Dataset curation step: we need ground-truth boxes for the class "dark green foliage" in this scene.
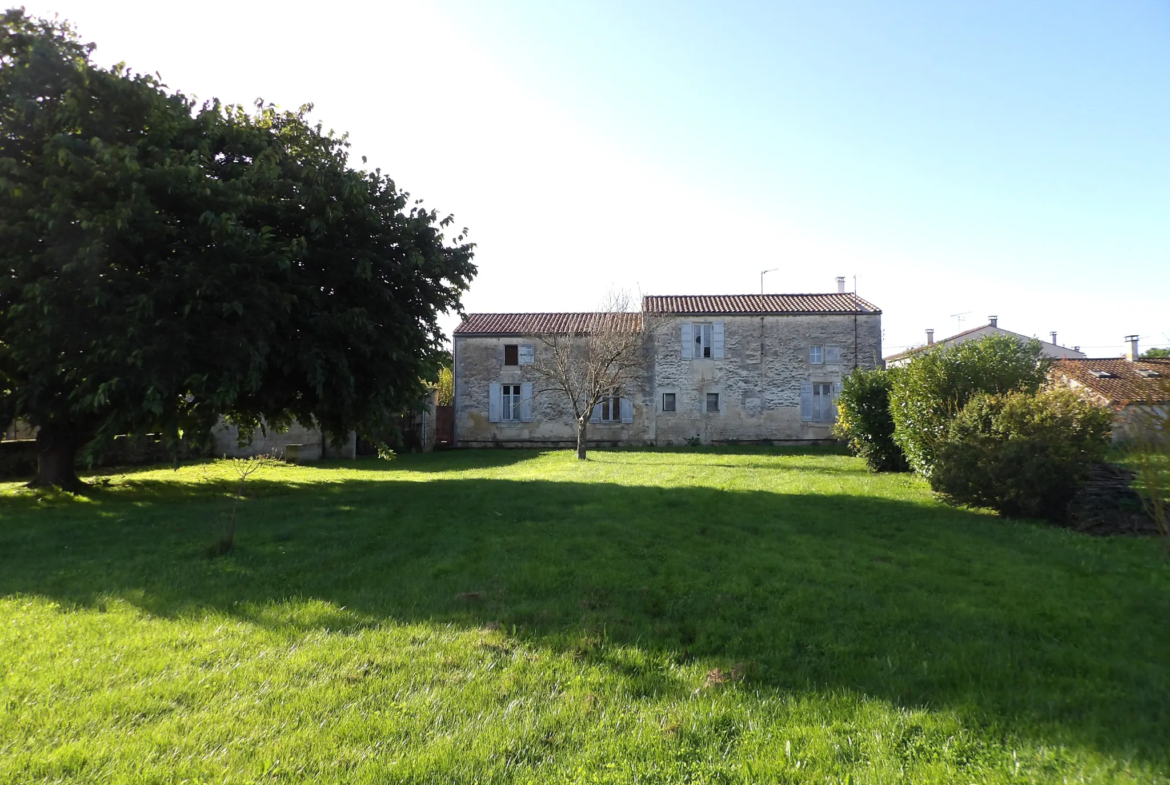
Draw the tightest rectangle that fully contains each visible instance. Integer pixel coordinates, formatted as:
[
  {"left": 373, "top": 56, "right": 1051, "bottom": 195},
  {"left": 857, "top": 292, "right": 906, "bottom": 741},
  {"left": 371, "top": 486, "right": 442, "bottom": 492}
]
[
  {"left": 833, "top": 367, "right": 908, "bottom": 472},
  {"left": 0, "top": 10, "right": 475, "bottom": 487},
  {"left": 930, "top": 389, "right": 1114, "bottom": 519},
  {"left": 890, "top": 335, "right": 1050, "bottom": 476},
  {"left": 1142, "top": 347, "right": 1170, "bottom": 359}
]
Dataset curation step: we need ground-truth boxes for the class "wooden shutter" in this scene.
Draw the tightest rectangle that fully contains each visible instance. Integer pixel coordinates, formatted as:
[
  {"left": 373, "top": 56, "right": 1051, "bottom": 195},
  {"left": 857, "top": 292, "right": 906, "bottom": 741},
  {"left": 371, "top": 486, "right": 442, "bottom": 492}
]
[
  {"left": 590, "top": 402, "right": 602, "bottom": 423},
  {"left": 620, "top": 398, "right": 634, "bottom": 423},
  {"left": 712, "top": 321, "right": 725, "bottom": 359},
  {"left": 520, "top": 382, "right": 534, "bottom": 422},
  {"left": 826, "top": 345, "right": 841, "bottom": 364},
  {"left": 800, "top": 382, "right": 813, "bottom": 421},
  {"left": 518, "top": 345, "right": 534, "bottom": 365},
  {"left": 681, "top": 322, "right": 693, "bottom": 359},
  {"left": 488, "top": 383, "right": 502, "bottom": 423}
]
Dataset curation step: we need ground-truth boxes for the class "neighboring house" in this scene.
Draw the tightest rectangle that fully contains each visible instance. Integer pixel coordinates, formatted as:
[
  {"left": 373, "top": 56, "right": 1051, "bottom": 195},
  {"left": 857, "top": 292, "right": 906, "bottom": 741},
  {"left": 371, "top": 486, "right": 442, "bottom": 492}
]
[
  {"left": 884, "top": 316, "right": 1086, "bottom": 367},
  {"left": 1049, "top": 336, "right": 1169, "bottom": 443},
  {"left": 452, "top": 285, "right": 882, "bottom": 447}
]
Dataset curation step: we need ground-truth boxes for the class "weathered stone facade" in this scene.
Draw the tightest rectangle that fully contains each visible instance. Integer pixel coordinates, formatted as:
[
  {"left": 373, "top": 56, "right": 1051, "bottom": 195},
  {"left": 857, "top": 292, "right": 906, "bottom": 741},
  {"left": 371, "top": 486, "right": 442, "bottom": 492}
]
[
  {"left": 211, "top": 418, "right": 357, "bottom": 460},
  {"left": 453, "top": 294, "right": 882, "bottom": 447}
]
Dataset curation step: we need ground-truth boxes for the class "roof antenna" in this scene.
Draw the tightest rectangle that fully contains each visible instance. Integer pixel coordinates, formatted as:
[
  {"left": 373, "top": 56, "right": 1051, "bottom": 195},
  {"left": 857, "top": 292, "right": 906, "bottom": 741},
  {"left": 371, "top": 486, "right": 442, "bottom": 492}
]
[
  {"left": 760, "top": 268, "right": 778, "bottom": 294},
  {"left": 950, "top": 311, "right": 971, "bottom": 332}
]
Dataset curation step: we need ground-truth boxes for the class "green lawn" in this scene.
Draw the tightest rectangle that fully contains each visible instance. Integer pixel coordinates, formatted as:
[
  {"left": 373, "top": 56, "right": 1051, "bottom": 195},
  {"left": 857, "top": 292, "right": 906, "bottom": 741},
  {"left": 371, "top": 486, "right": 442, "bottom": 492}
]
[{"left": 1, "top": 448, "right": 1167, "bottom": 784}]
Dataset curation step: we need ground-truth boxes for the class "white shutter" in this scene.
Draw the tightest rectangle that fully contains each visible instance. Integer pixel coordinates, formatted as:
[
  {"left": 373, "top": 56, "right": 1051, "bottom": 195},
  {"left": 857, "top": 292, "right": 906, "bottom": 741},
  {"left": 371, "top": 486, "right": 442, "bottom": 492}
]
[
  {"left": 826, "top": 345, "right": 841, "bottom": 364},
  {"left": 590, "top": 402, "right": 602, "bottom": 424},
  {"left": 518, "top": 345, "right": 534, "bottom": 365},
  {"left": 800, "top": 382, "right": 813, "bottom": 422},
  {"left": 712, "top": 321, "right": 725, "bottom": 359},
  {"left": 830, "top": 382, "right": 840, "bottom": 422},
  {"left": 620, "top": 398, "right": 634, "bottom": 424},
  {"left": 520, "top": 382, "right": 534, "bottom": 422},
  {"left": 681, "top": 322, "right": 693, "bottom": 360},
  {"left": 488, "top": 383, "right": 502, "bottom": 423}
]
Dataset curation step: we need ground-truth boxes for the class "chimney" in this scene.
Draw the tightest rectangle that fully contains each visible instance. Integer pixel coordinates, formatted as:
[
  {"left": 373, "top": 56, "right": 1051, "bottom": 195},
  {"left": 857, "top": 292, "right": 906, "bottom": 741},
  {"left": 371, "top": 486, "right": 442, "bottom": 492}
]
[
  {"left": 836, "top": 276, "right": 846, "bottom": 294},
  {"left": 1050, "top": 331, "right": 1057, "bottom": 346},
  {"left": 1125, "top": 334, "right": 1139, "bottom": 361},
  {"left": 988, "top": 315, "right": 998, "bottom": 328},
  {"left": 926, "top": 329, "right": 935, "bottom": 346}
]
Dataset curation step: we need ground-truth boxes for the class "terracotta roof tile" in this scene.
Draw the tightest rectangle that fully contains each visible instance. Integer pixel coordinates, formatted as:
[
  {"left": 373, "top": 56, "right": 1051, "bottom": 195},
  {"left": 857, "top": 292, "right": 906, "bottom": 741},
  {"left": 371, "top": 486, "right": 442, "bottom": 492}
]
[
  {"left": 642, "top": 293, "right": 880, "bottom": 315},
  {"left": 1050, "top": 358, "right": 1170, "bottom": 407},
  {"left": 454, "top": 312, "right": 642, "bottom": 336}
]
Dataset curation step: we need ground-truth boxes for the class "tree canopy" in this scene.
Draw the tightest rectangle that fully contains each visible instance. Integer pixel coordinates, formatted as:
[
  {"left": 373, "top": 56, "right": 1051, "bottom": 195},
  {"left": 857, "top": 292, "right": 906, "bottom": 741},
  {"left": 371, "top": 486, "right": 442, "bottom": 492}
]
[{"left": 0, "top": 10, "right": 476, "bottom": 488}]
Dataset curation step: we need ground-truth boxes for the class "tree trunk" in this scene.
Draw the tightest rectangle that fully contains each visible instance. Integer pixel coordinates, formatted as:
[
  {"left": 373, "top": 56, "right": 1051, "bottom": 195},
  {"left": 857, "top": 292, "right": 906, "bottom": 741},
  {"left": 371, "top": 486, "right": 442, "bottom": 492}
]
[
  {"left": 29, "top": 426, "right": 86, "bottom": 492},
  {"left": 577, "top": 417, "right": 588, "bottom": 460}
]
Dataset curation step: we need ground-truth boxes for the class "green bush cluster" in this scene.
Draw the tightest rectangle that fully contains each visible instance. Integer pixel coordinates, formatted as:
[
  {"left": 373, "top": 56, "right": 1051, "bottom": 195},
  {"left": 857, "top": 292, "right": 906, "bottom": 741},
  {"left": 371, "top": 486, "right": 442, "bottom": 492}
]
[
  {"left": 889, "top": 335, "right": 1050, "bottom": 477},
  {"left": 833, "top": 368, "right": 908, "bottom": 472},
  {"left": 930, "top": 389, "right": 1114, "bottom": 519}
]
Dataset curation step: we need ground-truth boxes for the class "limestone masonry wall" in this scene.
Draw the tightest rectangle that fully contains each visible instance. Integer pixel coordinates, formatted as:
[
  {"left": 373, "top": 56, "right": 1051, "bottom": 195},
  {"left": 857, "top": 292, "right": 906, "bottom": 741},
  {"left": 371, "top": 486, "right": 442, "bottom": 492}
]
[{"left": 454, "top": 312, "right": 881, "bottom": 446}]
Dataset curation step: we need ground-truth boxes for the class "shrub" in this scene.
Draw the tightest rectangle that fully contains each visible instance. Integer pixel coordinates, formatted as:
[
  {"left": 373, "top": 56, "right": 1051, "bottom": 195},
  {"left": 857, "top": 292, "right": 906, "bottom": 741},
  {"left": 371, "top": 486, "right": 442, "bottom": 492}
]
[
  {"left": 930, "top": 389, "right": 1114, "bottom": 520},
  {"left": 435, "top": 366, "right": 454, "bottom": 406},
  {"left": 890, "top": 334, "right": 1050, "bottom": 476},
  {"left": 833, "top": 367, "right": 908, "bottom": 472}
]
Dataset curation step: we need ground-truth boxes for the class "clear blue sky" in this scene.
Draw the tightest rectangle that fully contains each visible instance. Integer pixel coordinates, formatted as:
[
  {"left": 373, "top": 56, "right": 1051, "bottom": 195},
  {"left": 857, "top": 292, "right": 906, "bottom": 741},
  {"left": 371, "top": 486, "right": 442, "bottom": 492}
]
[{"left": 28, "top": 0, "right": 1170, "bottom": 355}]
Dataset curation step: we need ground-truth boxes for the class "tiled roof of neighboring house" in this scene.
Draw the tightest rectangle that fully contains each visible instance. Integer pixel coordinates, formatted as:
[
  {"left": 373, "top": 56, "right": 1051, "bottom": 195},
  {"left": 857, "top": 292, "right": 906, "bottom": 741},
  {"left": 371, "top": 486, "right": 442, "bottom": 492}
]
[
  {"left": 453, "top": 312, "right": 643, "bottom": 336},
  {"left": 884, "top": 324, "right": 1086, "bottom": 363},
  {"left": 641, "top": 293, "right": 880, "bottom": 316},
  {"left": 1050, "top": 358, "right": 1170, "bottom": 407}
]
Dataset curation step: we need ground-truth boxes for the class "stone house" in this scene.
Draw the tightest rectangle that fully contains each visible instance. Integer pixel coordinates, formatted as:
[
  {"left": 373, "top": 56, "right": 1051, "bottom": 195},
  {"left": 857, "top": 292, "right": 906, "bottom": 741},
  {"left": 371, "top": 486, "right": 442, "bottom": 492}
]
[
  {"left": 1049, "top": 336, "right": 1169, "bottom": 444},
  {"left": 452, "top": 287, "right": 882, "bottom": 447},
  {"left": 885, "top": 316, "right": 1086, "bottom": 367}
]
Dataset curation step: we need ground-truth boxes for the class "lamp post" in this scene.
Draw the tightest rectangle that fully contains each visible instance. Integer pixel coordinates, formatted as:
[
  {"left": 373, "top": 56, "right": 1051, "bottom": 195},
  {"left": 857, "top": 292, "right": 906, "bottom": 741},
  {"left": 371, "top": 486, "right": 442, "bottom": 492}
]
[{"left": 760, "top": 268, "right": 778, "bottom": 294}]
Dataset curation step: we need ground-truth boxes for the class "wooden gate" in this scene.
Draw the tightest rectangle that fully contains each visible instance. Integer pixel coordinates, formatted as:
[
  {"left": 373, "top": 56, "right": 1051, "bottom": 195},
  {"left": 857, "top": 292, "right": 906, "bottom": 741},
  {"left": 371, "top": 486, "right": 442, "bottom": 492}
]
[{"left": 434, "top": 405, "right": 454, "bottom": 449}]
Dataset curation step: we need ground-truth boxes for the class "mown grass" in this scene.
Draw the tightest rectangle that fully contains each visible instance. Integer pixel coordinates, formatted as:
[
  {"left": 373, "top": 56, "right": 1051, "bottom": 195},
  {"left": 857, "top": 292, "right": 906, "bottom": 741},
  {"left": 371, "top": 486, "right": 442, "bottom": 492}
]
[{"left": 1, "top": 448, "right": 1168, "bottom": 784}]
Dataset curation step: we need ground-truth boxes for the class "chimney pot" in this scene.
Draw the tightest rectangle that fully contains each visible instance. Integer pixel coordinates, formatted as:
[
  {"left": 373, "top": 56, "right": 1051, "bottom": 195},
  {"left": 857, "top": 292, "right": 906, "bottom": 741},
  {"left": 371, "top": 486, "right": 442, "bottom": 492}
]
[
  {"left": 926, "top": 329, "right": 935, "bottom": 346},
  {"left": 989, "top": 315, "right": 998, "bottom": 328},
  {"left": 1050, "top": 331, "right": 1058, "bottom": 345},
  {"left": 1125, "top": 334, "right": 1139, "bottom": 361},
  {"left": 836, "top": 276, "right": 846, "bottom": 294}
]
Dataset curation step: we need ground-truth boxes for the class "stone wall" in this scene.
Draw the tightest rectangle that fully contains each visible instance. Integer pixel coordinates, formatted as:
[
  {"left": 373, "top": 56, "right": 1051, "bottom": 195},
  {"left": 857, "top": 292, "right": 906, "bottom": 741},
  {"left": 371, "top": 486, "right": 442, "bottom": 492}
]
[
  {"left": 211, "top": 418, "right": 356, "bottom": 460},
  {"left": 647, "top": 314, "right": 881, "bottom": 444},
  {"left": 454, "top": 312, "right": 881, "bottom": 446}
]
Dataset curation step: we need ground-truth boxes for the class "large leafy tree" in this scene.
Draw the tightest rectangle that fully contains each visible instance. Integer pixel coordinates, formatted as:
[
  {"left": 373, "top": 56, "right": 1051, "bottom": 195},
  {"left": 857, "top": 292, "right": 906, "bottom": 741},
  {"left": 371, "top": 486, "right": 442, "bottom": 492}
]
[{"left": 0, "top": 10, "right": 475, "bottom": 489}]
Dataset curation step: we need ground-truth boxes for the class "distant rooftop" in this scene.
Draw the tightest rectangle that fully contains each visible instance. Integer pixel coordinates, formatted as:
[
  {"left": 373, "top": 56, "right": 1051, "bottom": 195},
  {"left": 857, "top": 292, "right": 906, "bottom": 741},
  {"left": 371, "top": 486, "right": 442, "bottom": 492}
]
[
  {"left": 642, "top": 293, "right": 880, "bottom": 316},
  {"left": 1051, "top": 358, "right": 1170, "bottom": 406}
]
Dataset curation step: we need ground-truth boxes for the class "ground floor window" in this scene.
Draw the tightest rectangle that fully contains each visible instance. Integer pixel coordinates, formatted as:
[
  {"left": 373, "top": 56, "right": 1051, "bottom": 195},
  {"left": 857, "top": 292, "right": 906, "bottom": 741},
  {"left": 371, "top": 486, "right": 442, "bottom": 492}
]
[
  {"left": 501, "top": 384, "right": 522, "bottom": 421},
  {"left": 600, "top": 393, "right": 621, "bottom": 423},
  {"left": 662, "top": 393, "right": 676, "bottom": 412},
  {"left": 706, "top": 393, "right": 720, "bottom": 413},
  {"left": 812, "top": 382, "right": 836, "bottom": 422}
]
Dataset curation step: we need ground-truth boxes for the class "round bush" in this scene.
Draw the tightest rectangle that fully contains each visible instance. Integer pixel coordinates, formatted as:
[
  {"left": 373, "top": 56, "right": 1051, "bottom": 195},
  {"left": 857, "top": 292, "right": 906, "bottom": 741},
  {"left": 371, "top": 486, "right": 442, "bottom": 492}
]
[
  {"left": 833, "top": 367, "right": 908, "bottom": 472},
  {"left": 930, "top": 389, "right": 1114, "bottom": 520}
]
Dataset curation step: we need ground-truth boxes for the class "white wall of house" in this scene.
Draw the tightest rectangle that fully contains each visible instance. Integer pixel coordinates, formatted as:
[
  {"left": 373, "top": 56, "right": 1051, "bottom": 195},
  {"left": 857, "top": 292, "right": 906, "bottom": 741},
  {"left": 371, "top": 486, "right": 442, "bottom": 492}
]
[{"left": 888, "top": 326, "right": 1085, "bottom": 367}]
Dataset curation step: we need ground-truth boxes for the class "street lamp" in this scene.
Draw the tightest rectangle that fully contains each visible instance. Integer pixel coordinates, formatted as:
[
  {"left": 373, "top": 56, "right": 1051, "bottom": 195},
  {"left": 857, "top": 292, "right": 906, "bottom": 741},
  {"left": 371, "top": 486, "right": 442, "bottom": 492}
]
[{"left": 760, "top": 268, "right": 778, "bottom": 294}]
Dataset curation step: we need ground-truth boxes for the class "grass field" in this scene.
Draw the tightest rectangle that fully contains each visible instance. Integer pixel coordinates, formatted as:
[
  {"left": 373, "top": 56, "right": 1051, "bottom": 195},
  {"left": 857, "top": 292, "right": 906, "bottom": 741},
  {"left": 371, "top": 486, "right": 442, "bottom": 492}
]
[{"left": 1, "top": 448, "right": 1168, "bottom": 784}]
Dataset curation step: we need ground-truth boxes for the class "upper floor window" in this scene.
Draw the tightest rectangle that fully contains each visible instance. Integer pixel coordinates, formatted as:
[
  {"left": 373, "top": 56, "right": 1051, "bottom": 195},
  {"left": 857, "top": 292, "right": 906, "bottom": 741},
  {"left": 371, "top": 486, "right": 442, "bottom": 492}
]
[
  {"left": 504, "top": 345, "right": 518, "bottom": 365},
  {"left": 695, "top": 324, "right": 714, "bottom": 358},
  {"left": 809, "top": 345, "right": 824, "bottom": 364}
]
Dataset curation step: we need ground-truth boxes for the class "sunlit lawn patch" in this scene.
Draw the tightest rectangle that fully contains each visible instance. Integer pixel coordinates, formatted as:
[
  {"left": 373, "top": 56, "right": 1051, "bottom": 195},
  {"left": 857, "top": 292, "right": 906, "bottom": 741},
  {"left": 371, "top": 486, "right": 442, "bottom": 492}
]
[{"left": 1, "top": 448, "right": 1167, "bottom": 783}]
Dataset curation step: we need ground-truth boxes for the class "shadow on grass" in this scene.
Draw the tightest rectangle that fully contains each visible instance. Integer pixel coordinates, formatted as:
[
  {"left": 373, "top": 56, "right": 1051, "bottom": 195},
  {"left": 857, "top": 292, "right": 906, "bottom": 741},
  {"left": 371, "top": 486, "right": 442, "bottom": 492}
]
[{"left": 1, "top": 466, "right": 1168, "bottom": 770}]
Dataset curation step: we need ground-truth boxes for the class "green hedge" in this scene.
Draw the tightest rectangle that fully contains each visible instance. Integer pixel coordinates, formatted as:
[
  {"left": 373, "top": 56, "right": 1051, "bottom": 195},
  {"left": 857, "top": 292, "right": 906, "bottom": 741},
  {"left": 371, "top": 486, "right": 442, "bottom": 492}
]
[
  {"left": 833, "top": 367, "right": 908, "bottom": 472},
  {"left": 930, "top": 389, "right": 1113, "bottom": 519}
]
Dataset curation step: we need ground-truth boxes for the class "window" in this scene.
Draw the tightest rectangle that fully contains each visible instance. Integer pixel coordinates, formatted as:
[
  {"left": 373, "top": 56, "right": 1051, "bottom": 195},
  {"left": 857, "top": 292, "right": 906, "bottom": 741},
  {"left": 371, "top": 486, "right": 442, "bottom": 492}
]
[
  {"left": 812, "top": 383, "right": 835, "bottom": 422},
  {"left": 504, "top": 345, "right": 518, "bottom": 366},
  {"left": 809, "top": 345, "right": 824, "bottom": 364},
  {"left": 600, "top": 392, "right": 621, "bottom": 423},
  {"left": 501, "top": 384, "right": 522, "bottom": 421},
  {"left": 695, "top": 323, "right": 714, "bottom": 358},
  {"left": 706, "top": 393, "right": 720, "bottom": 413},
  {"left": 662, "top": 393, "right": 676, "bottom": 412}
]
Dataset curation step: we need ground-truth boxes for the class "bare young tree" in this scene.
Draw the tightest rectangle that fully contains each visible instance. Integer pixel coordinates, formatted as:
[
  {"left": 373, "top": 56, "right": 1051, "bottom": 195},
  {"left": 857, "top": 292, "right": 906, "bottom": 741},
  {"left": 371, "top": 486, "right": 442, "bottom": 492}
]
[{"left": 532, "top": 291, "right": 648, "bottom": 460}]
